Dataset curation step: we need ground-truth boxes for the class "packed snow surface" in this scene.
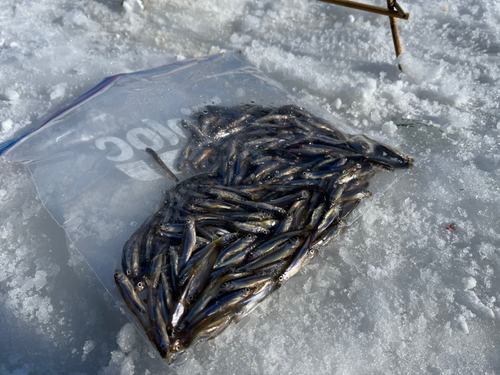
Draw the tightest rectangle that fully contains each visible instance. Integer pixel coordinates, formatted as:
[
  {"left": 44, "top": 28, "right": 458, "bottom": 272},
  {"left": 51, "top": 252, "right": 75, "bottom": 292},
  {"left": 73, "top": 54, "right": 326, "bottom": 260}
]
[{"left": 1, "top": 0, "right": 500, "bottom": 374}]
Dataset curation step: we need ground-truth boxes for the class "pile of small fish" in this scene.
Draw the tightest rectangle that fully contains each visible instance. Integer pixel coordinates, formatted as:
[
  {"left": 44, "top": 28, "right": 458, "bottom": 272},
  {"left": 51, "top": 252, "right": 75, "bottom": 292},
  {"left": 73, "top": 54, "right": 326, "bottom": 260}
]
[{"left": 114, "top": 104, "right": 413, "bottom": 363}]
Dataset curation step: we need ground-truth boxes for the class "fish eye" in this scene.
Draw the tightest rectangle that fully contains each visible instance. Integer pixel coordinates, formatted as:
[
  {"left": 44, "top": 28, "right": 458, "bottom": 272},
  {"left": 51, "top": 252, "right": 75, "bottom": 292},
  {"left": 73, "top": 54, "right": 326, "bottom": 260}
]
[
  {"left": 174, "top": 325, "right": 183, "bottom": 332},
  {"left": 125, "top": 270, "right": 131, "bottom": 276},
  {"left": 188, "top": 294, "right": 194, "bottom": 301}
]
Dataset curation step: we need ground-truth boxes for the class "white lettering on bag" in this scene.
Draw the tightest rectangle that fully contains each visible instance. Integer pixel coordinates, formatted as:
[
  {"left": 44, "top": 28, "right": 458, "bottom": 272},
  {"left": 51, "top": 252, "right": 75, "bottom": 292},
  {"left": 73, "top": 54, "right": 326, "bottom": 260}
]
[
  {"left": 142, "top": 119, "right": 184, "bottom": 146},
  {"left": 95, "top": 136, "right": 134, "bottom": 162},
  {"left": 116, "top": 160, "right": 162, "bottom": 181},
  {"left": 117, "top": 150, "right": 180, "bottom": 181},
  {"left": 126, "top": 127, "right": 164, "bottom": 151},
  {"left": 94, "top": 119, "right": 188, "bottom": 181},
  {"left": 166, "top": 119, "right": 187, "bottom": 139}
]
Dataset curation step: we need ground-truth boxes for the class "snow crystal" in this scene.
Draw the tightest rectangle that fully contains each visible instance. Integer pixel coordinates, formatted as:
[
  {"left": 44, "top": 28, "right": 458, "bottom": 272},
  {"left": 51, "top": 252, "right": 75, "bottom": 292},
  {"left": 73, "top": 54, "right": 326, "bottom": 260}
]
[
  {"left": 49, "top": 84, "right": 66, "bottom": 101},
  {"left": 464, "top": 277, "right": 477, "bottom": 290},
  {"left": 381, "top": 121, "right": 397, "bottom": 134},
  {"left": 4, "top": 88, "right": 19, "bottom": 101},
  {"left": 398, "top": 52, "right": 442, "bottom": 84},
  {"left": 123, "top": 0, "right": 144, "bottom": 13},
  {"left": 241, "top": 15, "right": 261, "bottom": 32},
  {"left": 116, "top": 323, "right": 137, "bottom": 354},
  {"left": 333, "top": 98, "right": 342, "bottom": 109},
  {"left": 63, "top": 10, "right": 101, "bottom": 32},
  {"left": 230, "top": 33, "right": 252, "bottom": 45},
  {"left": 1, "top": 119, "right": 13, "bottom": 132},
  {"left": 82, "top": 340, "right": 96, "bottom": 361},
  {"left": 456, "top": 315, "right": 469, "bottom": 334},
  {"left": 209, "top": 46, "right": 221, "bottom": 55}
]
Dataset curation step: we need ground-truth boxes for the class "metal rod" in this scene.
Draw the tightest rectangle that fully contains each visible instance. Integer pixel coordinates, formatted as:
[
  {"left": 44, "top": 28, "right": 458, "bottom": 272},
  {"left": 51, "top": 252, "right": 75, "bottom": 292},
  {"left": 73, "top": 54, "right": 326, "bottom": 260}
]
[{"left": 318, "top": 0, "right": 410, "bottom": 20}]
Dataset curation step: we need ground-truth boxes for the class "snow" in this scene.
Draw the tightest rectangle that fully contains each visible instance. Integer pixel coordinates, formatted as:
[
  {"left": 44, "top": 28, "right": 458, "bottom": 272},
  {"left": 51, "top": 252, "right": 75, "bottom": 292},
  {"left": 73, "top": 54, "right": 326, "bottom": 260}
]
[
  {"left": 381, "top": 121, "right": 397, "bottom": 134},
  {"left": 1, "top": 0, "right": 500, "bottom": 374}
]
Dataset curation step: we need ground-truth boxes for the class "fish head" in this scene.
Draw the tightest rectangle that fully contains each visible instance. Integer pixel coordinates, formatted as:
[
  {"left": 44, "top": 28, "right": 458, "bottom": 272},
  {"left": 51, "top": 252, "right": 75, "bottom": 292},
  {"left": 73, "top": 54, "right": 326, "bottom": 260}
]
[
  {"left": 277, "top": 272, "right": 289, "bottom": 285},
  {"left": 187, "top": 292, "right": 197, "bottom": 304},
  {"left": 185, "top": 216, "right": 196, "bottom": 228},
  {"left": 133, "top": 280, "right": 145, "bottom": 292},
  {"left": 244, "top": 233, "right": 257, "bottom": 242},
  {"left": 114, "top": 269, "right": 127, "bottom": 283}
]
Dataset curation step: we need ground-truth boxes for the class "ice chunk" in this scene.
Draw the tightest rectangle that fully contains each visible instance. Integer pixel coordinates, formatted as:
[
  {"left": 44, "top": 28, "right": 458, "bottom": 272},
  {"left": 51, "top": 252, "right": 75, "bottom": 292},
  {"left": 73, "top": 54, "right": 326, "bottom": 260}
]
[
  {"left": 230, "top": 33, "right": 252, "bottom": 45},
  {"left": 209, "top": 46, "right": 221, "bottom": 55},
  {"left": 4, "top": 87, "right": 19, "bottom": 101},
  {"left": 456, "top": 315, "right": 469, "bottom": 334},
  {"left": 241, "top": 15, "right": 261, "bottom": 32},
  {"left": 82, "top": 340, "right": 96, "bottom": 361},
  {"left": 381, "top": 121, "right": 397, "bottom": 134},
  {"left": 63, "top": 10, "right": 101, "bottom": 31},
  {"left": 116, "top": 323, "right": 137, "bottom": 354},
  {"left": 463, "top": 277, "right": 476, "bottom": 290},
  {"left": 123, "top": 0, "right": 144, "bottom": 13},
  {"left": 1, "top": 118, "right": 13, "bottom": 132},
  {"left": 333, "top": 98, "right": 342, "bottom": 109},
  {"left": 49, "top": 84, "right": 66, "bottom": 101},
  {"left": 398, "top": 52, "right": 442, "bottom": 83}
]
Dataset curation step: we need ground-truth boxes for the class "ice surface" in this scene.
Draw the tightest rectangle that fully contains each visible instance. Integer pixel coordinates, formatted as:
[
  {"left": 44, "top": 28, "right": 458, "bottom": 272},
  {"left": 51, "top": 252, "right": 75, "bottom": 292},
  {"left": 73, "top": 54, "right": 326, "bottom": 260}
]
[{"left": 1, "top": 0, "right": 500, "bottom": 374}]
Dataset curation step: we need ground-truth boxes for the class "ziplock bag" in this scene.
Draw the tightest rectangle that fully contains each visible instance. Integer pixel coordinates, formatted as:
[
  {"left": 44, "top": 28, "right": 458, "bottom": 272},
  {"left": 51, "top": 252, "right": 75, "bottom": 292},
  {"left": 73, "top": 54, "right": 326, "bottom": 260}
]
[{"left": 0, "top": 52, "right": 412, "bottom": 363}]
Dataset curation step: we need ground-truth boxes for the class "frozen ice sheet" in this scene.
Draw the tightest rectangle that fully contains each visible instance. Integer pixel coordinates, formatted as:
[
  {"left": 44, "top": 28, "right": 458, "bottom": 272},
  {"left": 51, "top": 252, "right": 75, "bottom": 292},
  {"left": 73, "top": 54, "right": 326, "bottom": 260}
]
[{"left": 1, "top": 0, "right": 500, "bottom": 374}]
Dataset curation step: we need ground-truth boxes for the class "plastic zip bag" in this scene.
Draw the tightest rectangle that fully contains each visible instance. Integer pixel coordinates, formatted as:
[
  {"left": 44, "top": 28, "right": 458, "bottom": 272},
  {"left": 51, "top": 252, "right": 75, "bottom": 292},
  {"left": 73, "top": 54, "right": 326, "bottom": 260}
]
[{"left": 1, "top": 52, "right": 412, "bottom": 364}]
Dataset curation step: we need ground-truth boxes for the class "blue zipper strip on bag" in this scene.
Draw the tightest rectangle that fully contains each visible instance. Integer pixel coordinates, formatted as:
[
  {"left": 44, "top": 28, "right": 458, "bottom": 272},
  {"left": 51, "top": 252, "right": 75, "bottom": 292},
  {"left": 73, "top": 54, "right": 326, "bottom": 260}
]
[
  {"left": 0, "top": 75, "right": 121, "bottom": 155},
  {"left": 0, "top": 54, "right": 223, "bottom": 156}
]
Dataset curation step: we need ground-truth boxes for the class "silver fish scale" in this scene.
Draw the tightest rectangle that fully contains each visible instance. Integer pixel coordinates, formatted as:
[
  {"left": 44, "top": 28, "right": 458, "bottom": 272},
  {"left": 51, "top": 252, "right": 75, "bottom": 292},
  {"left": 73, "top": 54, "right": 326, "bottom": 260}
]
[{"left": 116, "top": 104, "right": 413, "bottom": 363}]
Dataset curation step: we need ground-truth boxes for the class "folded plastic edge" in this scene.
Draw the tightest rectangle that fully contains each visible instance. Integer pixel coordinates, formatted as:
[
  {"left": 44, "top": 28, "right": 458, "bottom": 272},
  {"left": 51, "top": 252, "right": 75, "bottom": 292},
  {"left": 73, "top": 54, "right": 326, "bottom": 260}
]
[{"left": 0, "top": 53, "right": 225, "bottom": 156}]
